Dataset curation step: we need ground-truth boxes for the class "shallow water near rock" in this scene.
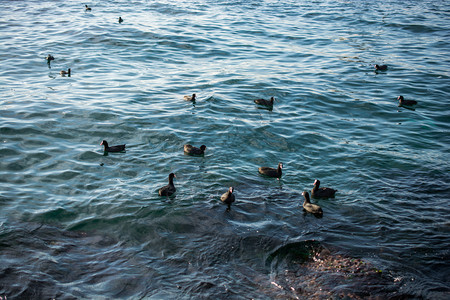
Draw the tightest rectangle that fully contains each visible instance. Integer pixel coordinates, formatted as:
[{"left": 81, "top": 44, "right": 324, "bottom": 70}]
[{"left": 1, "top": 0, "right": 449, "bottom": 299}]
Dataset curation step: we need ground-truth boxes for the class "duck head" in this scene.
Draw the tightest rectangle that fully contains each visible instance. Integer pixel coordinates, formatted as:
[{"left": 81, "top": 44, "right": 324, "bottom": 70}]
[{"left": 302, "top": 191, "right": 310, "bottom": 202}]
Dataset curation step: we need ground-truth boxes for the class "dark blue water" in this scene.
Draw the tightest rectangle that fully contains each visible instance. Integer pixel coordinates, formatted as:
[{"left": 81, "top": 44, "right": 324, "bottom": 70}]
[{"left": 1, "top": 0, "right": 449, "bottom": 298}]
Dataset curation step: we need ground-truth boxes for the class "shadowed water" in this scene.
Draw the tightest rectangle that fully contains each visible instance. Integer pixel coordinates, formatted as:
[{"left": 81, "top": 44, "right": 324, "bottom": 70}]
[{"left": 1, "top": 0, "right": 449, "bottom": 299}]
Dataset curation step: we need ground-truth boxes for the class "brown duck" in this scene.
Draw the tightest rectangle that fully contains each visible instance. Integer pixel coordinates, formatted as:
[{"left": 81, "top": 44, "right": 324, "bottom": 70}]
[
  {"left": 221, "top": 187, "right": 235, "bottom": 210},
  {"left": 302, "top": 191, "right": 323, "bottom": 216},
  {"left": 259, "top": 162, "right": 283, "bottom": 179},
  {"left": 184, "top": 94, "right": 196, "bottom": 102},
  {"left": 60, "top": 68, "right": 71, "bottom": 77},
  {"left": 158, "top": 173, "right": 176, "bottom": 196}
]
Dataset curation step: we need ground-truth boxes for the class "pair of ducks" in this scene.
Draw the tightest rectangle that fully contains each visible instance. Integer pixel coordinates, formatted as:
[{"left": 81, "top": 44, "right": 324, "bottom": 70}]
[
  {"left": 85, "top": 4, "right": 122, "bottom": 24},
  {"left": 158, "top": 144, "right": 206, "bottom": 197},
  {"left": 302, "top": 179, "right": 337, "bottom": 216},
  {"left": 184, "top": 93, "right": 275, "bottom": 109},
  {"left": 157, "top": 174, "right": 235, "bottom": 211},
  {"left": 374, "top": 65, "right": 419, "bottom": 108},
  {"left": 45, "top": 54, "right": 71, "bottom": 76},
  {"left": 99, "top": 141, "right": 207, "bottom": 155}
]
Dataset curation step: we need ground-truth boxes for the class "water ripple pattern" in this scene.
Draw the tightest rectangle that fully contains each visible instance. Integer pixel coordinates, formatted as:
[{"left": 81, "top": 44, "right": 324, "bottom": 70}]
[{"left": 1, "top": 0, "right": 449, "bottom": 299}]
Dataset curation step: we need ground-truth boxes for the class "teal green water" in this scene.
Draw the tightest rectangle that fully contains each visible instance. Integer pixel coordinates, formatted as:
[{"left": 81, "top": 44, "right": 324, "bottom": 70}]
[{"left": 1, "top": 0, "right": 449, "bottom": 298}]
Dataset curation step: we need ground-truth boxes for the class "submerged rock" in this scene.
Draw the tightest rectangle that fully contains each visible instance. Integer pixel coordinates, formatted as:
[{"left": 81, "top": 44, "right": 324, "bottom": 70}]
[{"left": 265, "top": 240, "right": 400, "bottom": 299}]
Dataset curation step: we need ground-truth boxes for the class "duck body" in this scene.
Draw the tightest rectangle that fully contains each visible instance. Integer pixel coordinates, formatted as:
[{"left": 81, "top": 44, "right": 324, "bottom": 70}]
[
  {"left": 311, "top": 179, "right": 336, "bottom": 198},
  {"left": 100, "top": 140, "right": 126, "bottom": 152},
  {"left": 85, "top": 4, "right": 91, "bottom": 11},
  {"left": 259, "top": 162, "right": 283, "bottom": 178},
  {"left": 375, "top": 64, "right": 388, "bottom": 71},
  {"left": 254, "top": 97, "right": 274, "bottom": 107},
  {"left": 221, "top": 187, "right": 235, "bottom": 210},
  {"left": 302, "top": 191, "right": 323, "bottom": 216},
  {"left": 60, "top": 68, "right": 71, "bottom": 77},
  {"left": 119, "top": 17, "right": 123, "bottom": 23},
  {"left": 184, "top": 94, "right": 196, "bottom": 102},
  {"left": 398, "top": 95, "right": 417, "bottom": 107},
  {"left": 184, "top": 144, "right": 206, "bottom": 156},
  {"left": 159, "top": 173, "right": 176, "bottom": 196},
  {"left": 46, "top": 54, "right": 54, "bottom": 62}
]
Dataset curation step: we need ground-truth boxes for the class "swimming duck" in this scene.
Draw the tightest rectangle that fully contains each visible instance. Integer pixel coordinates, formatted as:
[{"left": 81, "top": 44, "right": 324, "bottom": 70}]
[
  {"left": 254, "top": 96, "right": 274, "bottom": 107},
  {"left": 184, "top": 144, "right": 206, "bottom": 156},
  {"left": 302, "top": 191, "right": 323, "bottom": 216},
  {"left": 100, "top": 140, "right": 126, "bottom": 152},
  {"left": 184, "top": 94, "right": 196, "bottom": 102},
  {"left": 311, "top": 179, "right": 337, "bottom": 198},
  {"left": 45, "top": 54, "right": 54, "bottom": 62},
  {"left": 85, "top": 5, "right": 91, "bottom": 11},
  {"left": 118, "top": 17, "right": 123, "bottom": 23},
  {"left": 259, "top": 162, "right": 283, "bottom": 179},
  {"left": 221, "top": 187, "right": 235, "bottom": 210},
  {"left": 60, "top": 68, "right": 71, "bottom": 77},
  {"left": 158, "top": 173, "right": 176, "bottom": 196},
  {"left": 375, "top": 64, "right": 388, "bottom": 71},
  {"left": 398, "top": 95, "right": 417, "bottom": 107}
]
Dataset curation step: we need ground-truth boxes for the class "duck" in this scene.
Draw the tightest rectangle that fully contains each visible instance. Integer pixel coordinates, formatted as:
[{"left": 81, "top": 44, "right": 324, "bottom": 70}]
[
  {"left": 302, "top": 191, "right": 323, "bottom": 216},
  {"left": 184, "top": 144, "right": 206, "bottom": 156},
  {"left": 254, "top": 96, "right": 274, "bottom": 107},
  {"left": 311, "top": 179, "right": 337, "bottom": 198},
  {"left": 375, "top": 64, "right": 388, "bottom": 71},
  {"left": 118, "top": 17, "right": 123, "bottom": 23},
  {"left": 158, "top": 173, "right": 176, "bottom": 196},
  {"left": 184, "top": 94, "right": 196, "bottom": 102},
  {"left": 60, "top": 68, "right": 71, "bottom": 77},
  {"left": 85, "top": 4, "right": 91, "bottom": 11},
  {"left": 398, "top": 95, "right": 417, "bottom": 107},
  {"left": 258, "top": 162, "right": 283, "bottom": 179},
  {"left": 45, "top": 54, "right": 54, "bottom": 62},
  {"left": 221, "top": 187, "right": 235, "bottom": 210},
  {"left": 100, "top": 140, "right": 126, "bottom": 152}
]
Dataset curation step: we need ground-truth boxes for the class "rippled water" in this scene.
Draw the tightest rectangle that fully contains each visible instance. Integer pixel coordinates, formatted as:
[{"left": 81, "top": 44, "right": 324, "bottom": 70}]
[{"left": 1, "top": 0, "right": 449, "bottom": 299}]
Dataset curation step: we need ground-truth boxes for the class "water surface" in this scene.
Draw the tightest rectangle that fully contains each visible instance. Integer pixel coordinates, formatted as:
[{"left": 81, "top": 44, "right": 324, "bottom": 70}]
[{"left": 1, "top": 0, "right": 449, "bottom": 299}]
